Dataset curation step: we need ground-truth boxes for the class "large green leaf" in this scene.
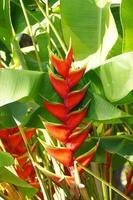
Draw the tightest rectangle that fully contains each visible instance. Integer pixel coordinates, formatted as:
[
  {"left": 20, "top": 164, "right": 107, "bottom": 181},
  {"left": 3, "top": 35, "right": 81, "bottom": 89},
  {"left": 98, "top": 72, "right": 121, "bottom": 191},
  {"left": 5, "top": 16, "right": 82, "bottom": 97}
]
[
  {"left": 0, "top": 69, "right": 43, "bottom": 106},
  {"left": 0, "top": 101, "right": 39, "bottom": 128},
  {"left": 98, "top": 135, "right": 133, "bottom": 161},
  {"left": 99, "top": 52, "right": 133, "bottom": 102},
  {"left": 121, "top": 0, "right": 133, "bottom": 52},
  {"left": 0, "top": 167, "right": 37, "bottom": 197},
  {"left": 61, "top": 0, "right": 118, "bottom": 67},
  {"left": 81, "top": 135, "right": 133, "bottom": 162},
  {"left": 0, "top": 0, "right": 13, "bottom": 50},
  {"left": 88, "top": 93, "right": 130, "bottom": 123},
  {"left": 0, "top": 152, "right": 14, "bottom": 167}
]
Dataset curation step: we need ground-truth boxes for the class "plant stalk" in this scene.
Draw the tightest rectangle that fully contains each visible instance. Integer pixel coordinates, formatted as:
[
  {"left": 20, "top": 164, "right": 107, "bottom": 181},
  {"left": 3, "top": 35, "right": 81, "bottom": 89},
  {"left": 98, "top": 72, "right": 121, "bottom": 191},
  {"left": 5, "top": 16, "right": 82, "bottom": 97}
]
[
  {"left": 35, "top": 0, "right": 67, "bottom": 54},
  {"left": 18, "top": 124, "right": 49, "bottom": 200},
  {"left": 78, "top": 164, "right": 131, "bottom": 200},
  {"left": 19, "top": 0, "right": 43, "bottom": 71}
]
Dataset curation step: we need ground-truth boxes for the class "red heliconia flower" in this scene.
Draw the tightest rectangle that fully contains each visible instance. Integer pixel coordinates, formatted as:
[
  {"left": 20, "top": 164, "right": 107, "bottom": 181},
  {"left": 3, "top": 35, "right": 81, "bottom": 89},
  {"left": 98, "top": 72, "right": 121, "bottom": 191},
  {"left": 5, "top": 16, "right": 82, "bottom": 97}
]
[
  {"left": 44, "top": 144, "right": 74, "bottom": 167},
  {"left": 44, "top": 101, "right": 67, "bottom": 122},
  {"left": 0, "top": 127, "right": 19, "bottom": 140},
  {"left": 0, "top": 128, "right": 36, "bottom": 156},
  {"left": 42, "top": 47, "right": 97, "bottom": 187},
  {"left": 125, "top": 183, "right": 133, "bottom": 196},
  {"left": 76, "top": 143, "right": 98, "bottom": 173},
  {"left": 65, "top": 84, "right": 88, "bottom": 110},
  {"left": 50, "top": 48, "right": 73, "bottom": 78},
  {"left": 66, "top": 126, "right": 90, "bottom": 152},
  {"left": 66, "top": 105, "right": 88, "bottom": 130},
  {"left": 0, "top": 127, "right": 38, "bottom": 189},
  {"left": 49, "top": 71, "right": 69, "bottom": 99},
  {"left": 44, "top": 122, "right": 70, "bottom": 142},
  {"left": 16, "top": 162, "right": 35, "bottom": 180},
  {"left": 68, "top": 66, "right": 86, "bottom": 88},
  {"left": 125, "top": 169, "right": 133, "bottom": 196},
  {"left": 105, "top": 151, "right": 111, "bottom": 182}
]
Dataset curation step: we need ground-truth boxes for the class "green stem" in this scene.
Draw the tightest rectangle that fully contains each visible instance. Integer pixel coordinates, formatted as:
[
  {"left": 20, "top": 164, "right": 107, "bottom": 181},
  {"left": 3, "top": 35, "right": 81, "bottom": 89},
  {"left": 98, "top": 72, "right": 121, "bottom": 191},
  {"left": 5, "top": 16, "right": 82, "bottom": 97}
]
[
  {"left": 90, "top": 163, "right": 103, "bottom": 200},
  {"left": 35, "top": 0, "right": 67, "bottom": 54},
  {"left": 74, "top": 161, "right": 90, "bottom": 200},
  {"left": 19, "top": 0, "right": 43, "bottom": 71},
  {"left": 78, "top": 164, "right": 131, "bottom": 200},
  {"left": 11, "top": 0, "right": 41, "bottom": 23},
  {"left": 39, "top": 129, "right": 65, "bottom": 200},
  {"left": 102, "top": 182, "right": 108, "bottom": 200},
  {"left": 124, "top": 122, "right": 133, "bottom": 134},
  {"left": 50, "top": 38, "right": 62, "bottom": 57},
  {"left": 45, "top": 0, "right": 50, "bottom": 44}
]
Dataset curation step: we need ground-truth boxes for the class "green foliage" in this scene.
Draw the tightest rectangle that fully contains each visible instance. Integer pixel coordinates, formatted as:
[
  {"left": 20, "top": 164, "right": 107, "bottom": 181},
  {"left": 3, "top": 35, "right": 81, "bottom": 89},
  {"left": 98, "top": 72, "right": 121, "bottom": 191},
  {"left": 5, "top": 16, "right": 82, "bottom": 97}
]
[
  {"left": 0, "top": 152, "right": 14, "bottom": 167},
  {"left": 0, "top": 69, "right": 43, "bottom": 106},
  {"left": 0, "top": 167, "right": 37, "bottom": 197},
  {"left": 0, "top": 0, "right": 13, "bottom": 50},
  {"left": 121, "top": 0, "right": 133, "bottom": 52},
  {"left": 0, "top": 0, "right": 133, "bottom": 199},
  {"left": 61, "top": 0, "right": 118, "bottom": 66}
]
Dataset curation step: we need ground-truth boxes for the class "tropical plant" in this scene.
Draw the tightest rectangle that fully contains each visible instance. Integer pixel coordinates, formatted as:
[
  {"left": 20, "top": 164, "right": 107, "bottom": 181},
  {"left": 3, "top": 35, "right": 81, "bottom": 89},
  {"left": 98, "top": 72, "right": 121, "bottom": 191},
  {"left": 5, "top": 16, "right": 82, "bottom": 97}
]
[{"left": 0, "top": 0, "right": 133, "bottom": 199}]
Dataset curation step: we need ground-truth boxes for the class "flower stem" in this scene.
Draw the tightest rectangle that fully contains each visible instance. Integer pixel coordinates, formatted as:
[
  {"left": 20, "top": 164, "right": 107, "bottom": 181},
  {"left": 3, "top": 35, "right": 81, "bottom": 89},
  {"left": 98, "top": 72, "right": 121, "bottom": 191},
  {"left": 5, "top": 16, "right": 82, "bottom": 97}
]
[
  {"left": 19, "top": 0, "right": 43, "bottom": 71},
  {"left": 78, "top": 164, "right": 131, "bottom": 200},
  {"left": 18, "top": 124, "right": 49, "bottom": 200},
  {"left": 35, "top": 0, "right": 67, "bottom": 54}
]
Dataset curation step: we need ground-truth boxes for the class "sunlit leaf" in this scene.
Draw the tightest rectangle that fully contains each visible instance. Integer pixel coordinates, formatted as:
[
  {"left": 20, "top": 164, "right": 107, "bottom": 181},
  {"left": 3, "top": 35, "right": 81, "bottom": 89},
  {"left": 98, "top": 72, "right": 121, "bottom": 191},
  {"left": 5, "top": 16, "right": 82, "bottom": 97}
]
[
  {"left": 121, "top": 0, "right": 133, "bottom": 52},
  {"left": 0, "top": 152, "right": 14, "bottom": 167},
  {"left": 100, "top": 52, "right": 133, "bottom": 102},
  {"left": 0, "top": 69, "right": 43, "bottom": 106},
  {"left": 61, "top": 0, "right": 118, "bottom": 68}
]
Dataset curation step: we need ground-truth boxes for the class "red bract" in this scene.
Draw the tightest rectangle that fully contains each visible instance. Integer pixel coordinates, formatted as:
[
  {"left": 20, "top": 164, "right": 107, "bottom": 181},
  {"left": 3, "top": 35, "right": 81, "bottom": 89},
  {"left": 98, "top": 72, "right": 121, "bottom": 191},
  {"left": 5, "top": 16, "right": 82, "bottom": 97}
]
[
  {"left": 50, "top": 48, "right": 72, "bottom": 78},
  {"left": 66, "top": 106, "right": 88, "bottom": 130},
  {"left": 0, "top": 127, "right": 37, "bottom": 188},
  {"left": 105, "top": 151, "right": 111, "bottom": 182},
  {"left": 0, "top": 128, "right": 36, "bottom": 155},
  {"left": 76, "top": 143, "right": 98, "bottom": 173},
  {"left": 68, "top": 66, "right": 86, "bottom": 88},
  {"left": 44, "top": 101, "right": 67, "bottom": 122},
  {"left": 43, "top": 47, "right": 98, "bottom": 188},
  {"left": 44, "top": 122, "right": 70, "bottom": 142},
  {"left": 66, "top": 126, "right": 90, "bottom": 152},
  {"left": 65, "top": 84, "right": 88, "bottom": 110},
  {"left": 125, "top": 169, "right": 133, "bottom": 196},
  {"left": 49, "top": 71, "right": 69, "bottom": 99},
  {"left": 44, "top": 144, "right": 74, "bottom": 167},
  {"left": 16, "top": 162, "right": 35, "bottom": 180}
]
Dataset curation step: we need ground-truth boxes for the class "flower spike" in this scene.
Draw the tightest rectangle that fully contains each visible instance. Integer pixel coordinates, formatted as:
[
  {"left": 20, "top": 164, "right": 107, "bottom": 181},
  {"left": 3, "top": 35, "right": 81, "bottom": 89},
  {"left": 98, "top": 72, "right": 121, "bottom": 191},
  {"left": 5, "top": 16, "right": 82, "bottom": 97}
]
[{"left": 42, "top": 47, "right": 94, "bottom": 189}]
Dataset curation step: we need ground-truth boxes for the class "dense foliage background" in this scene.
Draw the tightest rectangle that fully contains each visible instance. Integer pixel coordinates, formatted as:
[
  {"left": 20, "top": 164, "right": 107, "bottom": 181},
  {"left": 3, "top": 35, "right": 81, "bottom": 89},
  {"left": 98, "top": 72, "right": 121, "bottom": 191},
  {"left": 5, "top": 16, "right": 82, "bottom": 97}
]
[{"left": 0, "top": 0, "right": 132, "bottom": 199}]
